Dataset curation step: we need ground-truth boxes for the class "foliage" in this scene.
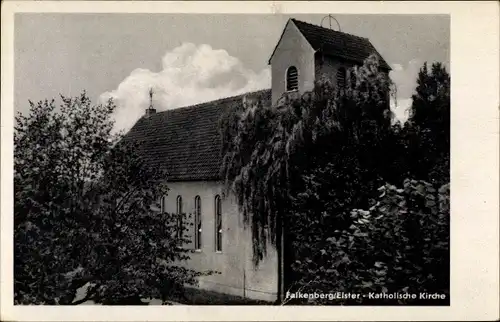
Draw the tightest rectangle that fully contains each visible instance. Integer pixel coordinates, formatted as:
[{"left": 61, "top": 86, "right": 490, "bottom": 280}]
[
  {"left": 14, "top": 92, "right": 207, "bottom": 305},
  {"left": 220, "top": 54, "right": 394, "bottom": 263},
  {"left": 220, "top": 54, "right": 450, "bottom": 304},
  {"left": 404, "top": 62, "right": 450, "bottom": 185},
  {"left": 288, "top": 179, "right": 450, "bottom": 305},
  {"left": 282, "top": 61, "right": 451, "bottom": 304},
  {"left": 409, "top": 62, "right": 450, "bottom": 133}
]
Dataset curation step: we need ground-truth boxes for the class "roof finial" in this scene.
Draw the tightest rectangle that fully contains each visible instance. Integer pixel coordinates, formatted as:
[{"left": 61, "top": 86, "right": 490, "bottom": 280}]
[
  {"left": 145, "top": 87, "right": 156, "bottom": 117},
  {"left": 320, "top": 14, "right": 341, "bottom": 32},
  {"left": 149, "top": 87, "right": 154, "bottom": 108}
]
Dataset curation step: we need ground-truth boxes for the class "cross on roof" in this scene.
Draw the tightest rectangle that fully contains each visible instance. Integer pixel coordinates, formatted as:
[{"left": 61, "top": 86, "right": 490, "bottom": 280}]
[{"left": 148, "top": 88, "right": 154, "bottom": 108}]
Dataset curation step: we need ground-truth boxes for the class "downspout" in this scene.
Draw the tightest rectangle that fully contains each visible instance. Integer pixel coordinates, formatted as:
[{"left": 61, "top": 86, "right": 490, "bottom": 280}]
[
  {"left": 243, "top": 200, "right": 247, "bottom": 299},
  {"left": 276, "top": 210, "right": 285, "bottom": 303},
  {"left": 280, "top": 217, "right": 285, "bottom": 302}
]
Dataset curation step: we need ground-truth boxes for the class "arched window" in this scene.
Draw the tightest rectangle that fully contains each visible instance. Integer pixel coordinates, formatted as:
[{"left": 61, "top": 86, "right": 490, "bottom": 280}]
[
  {"left": 176, "top": 195, "right": 183, "bottom": 243},
  {"left": 337, "top": 67, "right": 347, "bottom": 89},
  {"left": 286, "top": 66, "right": 299, "bottom": 91},
  {"left": 194, "top": 196, "right": 202, "bottom": 250},
  {"left": 160, "top": 195, "right": 167, "bottom": 213},
  {"left": 214, "top": 195, "right": 222, "bottom": 252}
]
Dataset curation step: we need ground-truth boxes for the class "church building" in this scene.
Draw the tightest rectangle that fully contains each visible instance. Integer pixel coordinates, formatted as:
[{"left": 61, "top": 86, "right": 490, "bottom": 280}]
[{"left": 124, "top": 18, "right": 390, "bottom": 303}]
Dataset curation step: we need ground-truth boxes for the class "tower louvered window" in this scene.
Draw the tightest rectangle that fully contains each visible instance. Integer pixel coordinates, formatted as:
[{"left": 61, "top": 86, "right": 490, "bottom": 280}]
[
  {"left": 286, "top": 66, "right": 299, "bottom": 91},
  {"left": 337, "top": 67, "right": 347, "bottom": 89}
]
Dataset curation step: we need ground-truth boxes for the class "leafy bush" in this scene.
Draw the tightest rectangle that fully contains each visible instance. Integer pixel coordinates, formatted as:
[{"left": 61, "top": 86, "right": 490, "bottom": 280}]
[{"left": 288, "top": 179, "right": 450, "bottom": 305}]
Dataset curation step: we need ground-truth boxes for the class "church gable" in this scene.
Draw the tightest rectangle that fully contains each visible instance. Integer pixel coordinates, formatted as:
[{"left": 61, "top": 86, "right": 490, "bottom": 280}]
[
  {"left": 267, "top": 19, "right": 315, "bottom": 65},
  {"left": 269, "top": 19, "right": 317, "bottom": 105}
]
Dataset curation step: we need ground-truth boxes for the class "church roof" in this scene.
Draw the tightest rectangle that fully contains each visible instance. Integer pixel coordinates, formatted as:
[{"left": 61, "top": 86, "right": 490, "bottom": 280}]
[
  {"left": 269, "top": 18, "right": 391, "bottom": 70},
  {"left": 123, "top": 89, "right": 272, "bottom": 182}
]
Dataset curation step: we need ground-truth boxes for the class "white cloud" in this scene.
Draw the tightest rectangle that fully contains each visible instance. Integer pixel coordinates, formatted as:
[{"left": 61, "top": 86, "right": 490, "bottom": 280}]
[
  {"left": 388, "top": 58, "right": 450, "bottom": 124},
  {"left": 390, "top": 63, "right": 404, "bottom": 72},
  {"left": 389, "top": 58, "right": 423, "bottom": 100},
  {"left": 101, "top": 43, "right": 271, "bottom": 133},
  {"left": 387, "top": 58, "right": 425, "bottom": 124},
  {"left": 390, "top": 97, "right": 412, "bottom": 124}
]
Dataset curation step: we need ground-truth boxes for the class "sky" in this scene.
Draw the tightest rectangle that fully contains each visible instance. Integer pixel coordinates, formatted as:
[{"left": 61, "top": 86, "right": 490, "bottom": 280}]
[{"left": 14, "top": 13, "right": 449, "bottom": 132}]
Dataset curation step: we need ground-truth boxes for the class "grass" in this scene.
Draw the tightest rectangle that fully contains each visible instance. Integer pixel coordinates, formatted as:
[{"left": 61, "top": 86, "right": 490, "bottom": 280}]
[{"left": 162, "top": 286, "right": 274, "bottom": 305}]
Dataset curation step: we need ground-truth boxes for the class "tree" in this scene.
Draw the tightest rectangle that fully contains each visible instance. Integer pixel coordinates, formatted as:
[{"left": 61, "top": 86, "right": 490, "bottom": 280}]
[
  {"left": 14, "top": 92, "right": 207, "bottom": 305},
  {"left": 409, "top": 62, "right": 450, "bottom": 133},
  {"left": 405, "top": 62, "right": 450, "bottom": 185}
]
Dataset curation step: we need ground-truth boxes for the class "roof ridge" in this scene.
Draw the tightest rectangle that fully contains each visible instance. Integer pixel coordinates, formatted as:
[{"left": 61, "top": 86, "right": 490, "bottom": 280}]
[
  {"left": 290, "top": 17, "right": 390, "bottom": 70},
  {"left": 291, "top": 18, "right": 369, "bottom": 41},
  {"left": 153, "top": 88, "right": 271, "bottom": 115}
]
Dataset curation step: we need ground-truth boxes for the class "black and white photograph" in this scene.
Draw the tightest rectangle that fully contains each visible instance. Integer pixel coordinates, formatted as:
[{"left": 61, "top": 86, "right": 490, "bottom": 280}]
[{"left": 1, "top": 1, "right": 499, "bottom": 321}]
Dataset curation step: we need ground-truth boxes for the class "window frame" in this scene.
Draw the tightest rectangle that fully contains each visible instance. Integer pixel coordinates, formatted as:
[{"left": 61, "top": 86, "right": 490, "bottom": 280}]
[
  {"left": 336, "top": 67, "right": 347, "bottom": 89},
  {"left": 214, "top": 195, "right": 222, "bottom": 253},
  {"left": 160, "top": 195, "right": 167, "bottom": 213},
  {"left": 194, "top": 195, "right": 202, "bottom": 251},
  {"left": 285, "top": 66, "right": 299, "bottom": 92}
]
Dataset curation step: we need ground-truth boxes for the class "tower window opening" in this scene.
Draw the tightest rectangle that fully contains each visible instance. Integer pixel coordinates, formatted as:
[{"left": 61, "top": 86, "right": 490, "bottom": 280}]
[
  {"left": 337, "top": 67, "right": 347, "bottom": 89},
  {"left": 286, "top": 66, "right": 299, "bottom": 91}
]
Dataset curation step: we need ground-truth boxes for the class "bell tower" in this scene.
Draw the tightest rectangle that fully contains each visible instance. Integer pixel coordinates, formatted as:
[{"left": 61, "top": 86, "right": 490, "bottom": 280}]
[{"left": 268, "top": 18, "right": 391, "bottom": 107}]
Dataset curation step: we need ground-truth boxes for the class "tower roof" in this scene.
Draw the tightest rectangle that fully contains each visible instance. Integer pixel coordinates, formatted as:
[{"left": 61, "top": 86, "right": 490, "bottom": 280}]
[{"left": 269, "top": 18, "right": 391, "bottom": 70}]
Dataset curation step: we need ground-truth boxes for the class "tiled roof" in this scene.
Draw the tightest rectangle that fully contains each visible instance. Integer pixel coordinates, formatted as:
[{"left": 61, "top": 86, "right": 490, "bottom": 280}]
[
  {"left": 291, "top": 19, "right": 391, "bottom": 70},
  {"left": 123, "top": 89, "right": 272, "bottom": 182}
]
